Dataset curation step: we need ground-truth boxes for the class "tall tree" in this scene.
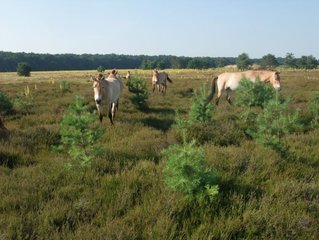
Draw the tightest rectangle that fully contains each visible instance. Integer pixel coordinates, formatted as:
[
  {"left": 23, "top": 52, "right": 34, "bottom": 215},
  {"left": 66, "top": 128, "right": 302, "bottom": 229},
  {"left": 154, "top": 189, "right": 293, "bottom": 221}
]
[
  {"left": 17, "top": 62, "right": 32, "bottom": 76},
  {"left": 260, "top": 54, "right": 279, "bottom": 68},
  {"left": 236, "top": 53, "right": 250, "bottom": 70},
  {"left": 297, "top": 55, "right": 318, "bottom": 69},
  {"left": 284, "top": 52, "right": 297, "bottom": 68}
]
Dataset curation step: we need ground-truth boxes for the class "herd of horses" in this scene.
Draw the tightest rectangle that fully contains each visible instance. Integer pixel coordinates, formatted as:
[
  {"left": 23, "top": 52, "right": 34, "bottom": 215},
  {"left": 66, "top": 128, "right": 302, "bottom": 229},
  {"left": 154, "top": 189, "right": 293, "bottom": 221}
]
[{"left": 91, "top": 69, "right": 281, "bottom": 124}]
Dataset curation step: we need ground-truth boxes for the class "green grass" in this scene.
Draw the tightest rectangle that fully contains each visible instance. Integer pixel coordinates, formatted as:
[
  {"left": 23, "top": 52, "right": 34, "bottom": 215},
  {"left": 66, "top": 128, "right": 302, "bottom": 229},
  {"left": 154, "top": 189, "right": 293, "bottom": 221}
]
[{"left": 0, "top": 69, "right": 319, "bottom": 239}]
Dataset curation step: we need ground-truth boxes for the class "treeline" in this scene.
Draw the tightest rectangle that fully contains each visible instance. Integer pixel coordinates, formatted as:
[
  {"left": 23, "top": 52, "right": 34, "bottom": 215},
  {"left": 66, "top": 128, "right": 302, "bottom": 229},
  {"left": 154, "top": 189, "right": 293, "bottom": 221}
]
[
  {"left": 0, "top": 51, "right": 318, "bottom": 72},
  {"left": 0, "top": 51, "right": 236, "bottom": 71}
]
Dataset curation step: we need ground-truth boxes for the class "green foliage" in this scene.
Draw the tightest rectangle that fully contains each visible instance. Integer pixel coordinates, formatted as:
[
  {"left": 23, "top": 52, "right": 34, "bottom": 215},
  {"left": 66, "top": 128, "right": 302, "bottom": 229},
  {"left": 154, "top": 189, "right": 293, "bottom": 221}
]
[
  {"left": 260, "top": 54, "right": 279, "bottom": 68},
  {"left": 97, "top": 65, "right": 105, "bottom": 73},
  {"left": 126, "top": 77, "right": 149, "bottom": 109},
  {"left": 297, "top": 55, "right": 318, "bottom": 69},
  {"left": 308, "top": 91, "right": 319, "bottom": 128},
  {"left": 60, "top": 80, "right": 71, "bottom": 93},
  {"left": 235, "top": 78, "right": 276, "bottom": 108},
  {"left": 156, "top": 61, "right": 166, "bottom": 70},
  {"left": 17, "top": 62, "right": 31, "bottom": 76},
  {"left": 13, "top": 92, "right": 33, "bottom": 113},
  {"left": 0, "top": 91, "right": 13, "bottom": 115},
  {"left": 140, "top": 59, "right": 156, "bottom": 69},
  {"left": 187, "top": 58, "right": 209, "bottom": 69},
  {"left": 56, "top": 96, "right": 104, "bottom": 169},
  {"left": 189, "top": 84, "right": 214, "bottom": 123},
  {"left": 236, "top": 53, "right": 251, "bottom": 70},
  {"left": 163, "top": 140, "right": 219, "bottom": 202},
  {"left": 284, "top": 52, "right": 297, "bottom": 68},
  {"left": 246, "top": 99, "right": 300, "bottom": 152}
]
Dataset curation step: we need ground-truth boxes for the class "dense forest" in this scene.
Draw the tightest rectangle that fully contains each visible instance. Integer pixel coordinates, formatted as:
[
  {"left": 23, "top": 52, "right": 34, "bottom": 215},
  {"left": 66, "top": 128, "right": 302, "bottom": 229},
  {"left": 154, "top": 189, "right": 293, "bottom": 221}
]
[
  {"left": 0, "top": 51, "right": 246, "bottom": 71},
  {"left": 0, "top": 51, "right": 317, "bottom": 72}
]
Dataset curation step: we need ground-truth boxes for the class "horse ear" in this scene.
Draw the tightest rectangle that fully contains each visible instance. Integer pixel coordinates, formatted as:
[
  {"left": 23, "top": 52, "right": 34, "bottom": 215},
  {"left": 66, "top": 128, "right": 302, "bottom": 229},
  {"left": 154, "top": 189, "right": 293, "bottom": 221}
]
[{"left": 90, "top": 76, "right": 95, "bottom": 82}]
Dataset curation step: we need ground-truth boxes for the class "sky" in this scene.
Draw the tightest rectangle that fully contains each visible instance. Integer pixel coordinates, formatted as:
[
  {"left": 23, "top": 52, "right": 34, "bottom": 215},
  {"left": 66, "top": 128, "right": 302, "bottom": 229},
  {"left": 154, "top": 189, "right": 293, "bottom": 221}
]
[{"left": 1, "top": 0, "right": 319, "bottom": 58}]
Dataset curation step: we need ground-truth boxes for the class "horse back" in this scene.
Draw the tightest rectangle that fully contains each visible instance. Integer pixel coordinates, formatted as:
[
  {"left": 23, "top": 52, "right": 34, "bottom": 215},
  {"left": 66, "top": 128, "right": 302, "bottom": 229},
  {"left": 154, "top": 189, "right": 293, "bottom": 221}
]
[{"left": 104, "top": 78, "right": 122, "bottom": 103}]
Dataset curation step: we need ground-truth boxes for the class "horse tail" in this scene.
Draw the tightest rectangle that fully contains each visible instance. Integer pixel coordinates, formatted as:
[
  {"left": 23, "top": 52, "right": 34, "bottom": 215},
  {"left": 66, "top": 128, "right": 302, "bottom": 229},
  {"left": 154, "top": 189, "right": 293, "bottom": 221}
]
[
  {"left": 206, "top": 76, "right": 218, "bottom": 103},
  {"left": 167, "top": 76, "right": 173, "bottom": 83}
]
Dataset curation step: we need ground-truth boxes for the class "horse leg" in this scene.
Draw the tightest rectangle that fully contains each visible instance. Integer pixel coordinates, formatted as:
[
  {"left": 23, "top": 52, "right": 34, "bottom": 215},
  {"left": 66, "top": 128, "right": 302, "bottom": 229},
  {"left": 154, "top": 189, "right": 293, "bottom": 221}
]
[
  {"left": 152, "top": 83, "right": 156, "bottom": 92},
  {"left": 163, "top": 84, "right": 167, "bottom": 95},
  {"left": 225, "top": 87, "right": 232, "bottom": 105},
  {"left": 116, "top": 99, "right": 119, "bottom": 111},
  {"left": 108, "top": 110, "right": 113, "bottom": 125},
  {"left": 96, "top": 104, "right": 103, "bottom": 122},
  {"left": 112, "top": 102, "right": 116, "bottom": 120},
  {"left": 108, "top": 103, "right": 116, "bottom": 125},
  {"left": 215, "top": 90, "right": 222, "bottom": 105}
]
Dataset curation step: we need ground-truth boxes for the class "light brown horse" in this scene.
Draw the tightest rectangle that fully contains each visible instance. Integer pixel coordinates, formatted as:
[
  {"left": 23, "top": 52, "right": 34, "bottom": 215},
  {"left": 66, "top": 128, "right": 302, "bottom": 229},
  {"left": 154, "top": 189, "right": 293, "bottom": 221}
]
[
  {"left": 125, "top": 71, "right": 131, "bottom": 81},
  {"left": 91, "top": 70, "right": 123, "bottom": 124},
  {"left": 207, "top": 70, "right": 281, "bottom": 105},
  {"left": 152, "top": 69, "right": 172, "bottom": 94}
]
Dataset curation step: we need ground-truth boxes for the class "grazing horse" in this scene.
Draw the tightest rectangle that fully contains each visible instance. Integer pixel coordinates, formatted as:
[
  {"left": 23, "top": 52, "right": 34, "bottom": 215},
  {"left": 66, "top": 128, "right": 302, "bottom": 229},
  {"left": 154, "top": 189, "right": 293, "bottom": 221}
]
[
  {"left": 207, "top": 70, "right": 281, "bottom": 105},
  {"left": 91, "top": 70, "right": 123, "bottom": 124},
  {"left": 152, "top": 69, "right": 172, "bottom": 94}
]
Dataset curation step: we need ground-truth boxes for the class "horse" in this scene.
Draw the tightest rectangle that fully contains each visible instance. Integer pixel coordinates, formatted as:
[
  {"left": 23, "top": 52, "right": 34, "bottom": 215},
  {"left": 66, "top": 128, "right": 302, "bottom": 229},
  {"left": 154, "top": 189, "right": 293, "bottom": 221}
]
[
  {"left": 206, "top": 70, "right": 281, "bottom": 105},
  {"left": 125, "top": 71, "right": 131, "bottom": 81},
  {"left": 152, "top": 69, "right": 172, "bottom": 94},
  {"left": 91, "top": 70, "right": 123, "bottom": 124}
]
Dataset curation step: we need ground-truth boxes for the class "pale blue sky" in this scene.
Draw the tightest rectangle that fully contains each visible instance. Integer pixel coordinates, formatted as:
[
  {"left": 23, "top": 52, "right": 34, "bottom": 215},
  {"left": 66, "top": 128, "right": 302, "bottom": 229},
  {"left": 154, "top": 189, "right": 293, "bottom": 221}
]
[{"left": 1, "top": 0, "right": 318, "bottom": 58}]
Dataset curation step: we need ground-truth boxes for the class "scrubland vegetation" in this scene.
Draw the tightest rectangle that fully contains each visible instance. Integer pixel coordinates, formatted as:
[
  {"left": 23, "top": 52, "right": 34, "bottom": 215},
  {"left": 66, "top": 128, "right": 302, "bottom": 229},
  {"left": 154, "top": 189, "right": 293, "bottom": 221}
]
[{"left": 0, "top": 69, "right": 319, "bottom": 239}]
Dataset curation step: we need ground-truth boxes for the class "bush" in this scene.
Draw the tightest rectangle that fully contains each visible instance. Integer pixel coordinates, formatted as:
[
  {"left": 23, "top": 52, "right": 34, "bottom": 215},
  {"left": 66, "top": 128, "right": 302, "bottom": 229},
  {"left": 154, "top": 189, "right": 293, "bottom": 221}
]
[
  {"left": 163, "top": 140, "right": 219, "bottom": 202},
  {"left": 0, "top": 91, "right": 13, "bottom": 115},
  {"left": 246, "top": 99, "right": 300, "bottom": 153},
  {"left": 55, "top": 96, "right": 104, "bottom": 169},
  {"left": 235, "top": 78, "right": 276, "bottom": 108},
  {"left": 60, "top": 80, "right": 71, "bottom": 94},
  {"left": 308, "top": 91, "right": 319, "bottom": 128},
  {"left": 13, "top": 92, "right": 33, "bottom": 114},
  {"left": 189, "top": 84, "right": 214, "bottom": 124},
  {"left": 17, "top": 62, "right": 31, "bottom": 76},
  {"left": 127, "top": 77, "right": 149, "bottom": 109},
  {"left": 97, "top": 66, "right": 105, "bottom": 73},
  {"left": 174, "top": 84, "right": 215, "bottom": 143}
]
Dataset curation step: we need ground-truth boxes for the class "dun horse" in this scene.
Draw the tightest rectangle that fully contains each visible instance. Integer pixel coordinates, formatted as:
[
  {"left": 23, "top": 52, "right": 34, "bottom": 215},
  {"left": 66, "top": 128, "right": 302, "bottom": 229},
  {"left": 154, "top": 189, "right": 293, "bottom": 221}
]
[
  {"left": 125, "top": 71, "right": 131, "bottom": 81},
  {"left": 91, "top": 70, "right": 123, "bottom": 124},
  {"left": 207, "top": 70, "right": 281, "bottom": 105},
  {"left": 152, "top": 69, "right": 172, "bottom": 94}
]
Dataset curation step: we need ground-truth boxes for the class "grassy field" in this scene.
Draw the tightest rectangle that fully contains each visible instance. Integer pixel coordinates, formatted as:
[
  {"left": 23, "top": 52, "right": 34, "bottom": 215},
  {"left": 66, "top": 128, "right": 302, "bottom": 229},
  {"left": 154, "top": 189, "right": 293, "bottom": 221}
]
[{"left": 0, "top": 69, "right": 319, "bottom": 239}]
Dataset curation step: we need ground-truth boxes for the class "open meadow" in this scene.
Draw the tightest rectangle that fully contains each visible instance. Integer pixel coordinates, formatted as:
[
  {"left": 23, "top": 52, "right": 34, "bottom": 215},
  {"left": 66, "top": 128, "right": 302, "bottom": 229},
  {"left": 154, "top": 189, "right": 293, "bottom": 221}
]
[{"left": 0, "top": 69, "right": 319, "bottom": 239}]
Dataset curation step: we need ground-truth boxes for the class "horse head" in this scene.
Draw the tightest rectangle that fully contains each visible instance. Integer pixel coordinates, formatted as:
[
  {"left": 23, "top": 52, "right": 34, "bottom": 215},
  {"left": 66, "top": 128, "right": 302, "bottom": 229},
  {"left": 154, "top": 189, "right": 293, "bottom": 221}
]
[
  {"left": 91, "top": 75, "right": 104, "bottom": 105},
  {"left": 270, "top": 71, "right": 281, "bottom": 90}
]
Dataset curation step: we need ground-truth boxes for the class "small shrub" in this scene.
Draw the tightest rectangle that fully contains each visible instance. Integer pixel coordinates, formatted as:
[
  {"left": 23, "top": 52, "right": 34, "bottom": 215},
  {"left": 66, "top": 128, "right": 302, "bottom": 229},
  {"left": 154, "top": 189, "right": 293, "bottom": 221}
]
[
  {"left": 235, "top": 78, "right": 276, "bottom": 108},
  {"left": 17, "top": 62, "right": 31, "bottom": 76},
  {"left": 127, "top": 77, "right": 149, "bottom": 109},
  {"left": 163, "top": 140, "right": 219, "bottom": 202},
  {"left": 247, "top": 99, "right": 300, "bottom": 153},
  {"left": 97, "top": 65, "right": 105, "bottom": 73},
  {"left": 55, "top": 96, "right": 104, "bottom": 169},
  {"left": 308, "top": 91, "right": 319, "bottom": 128},
  {"left": 60, "top": 80, "right": 71, "bottom": 94},
  {"left": 13, "top": 92, "right": 33, "bottom": 113},
  {"left": 0, "top": 91, "right": 14, "bottom": 115},
  {"left": 189, "top": 84, "right": 214, "bottom": 124}
]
